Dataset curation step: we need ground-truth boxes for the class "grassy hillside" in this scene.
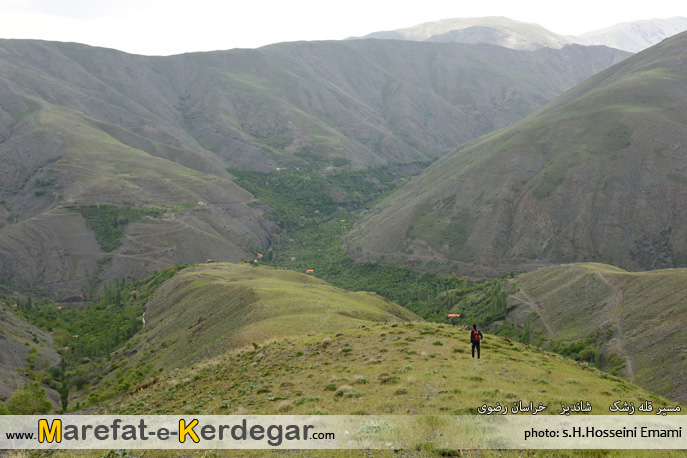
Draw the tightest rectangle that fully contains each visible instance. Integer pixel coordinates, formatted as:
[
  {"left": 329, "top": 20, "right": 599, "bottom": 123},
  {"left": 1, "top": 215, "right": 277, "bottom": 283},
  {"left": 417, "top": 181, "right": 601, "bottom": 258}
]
[
  {"left": 349, "top": 31, "right": 687, "bottom": 274},
  {"left": 7, "top": 263, "right": 681, "bottom": 456},
  {"left": 112, "top": 321, "right": 673, "bottom": 422},
  {"left": 506, "top": 263, "right": 687, "bottom": 403},
  {"left": 70, "top": 263, "right": 419, "bottom": 406}
]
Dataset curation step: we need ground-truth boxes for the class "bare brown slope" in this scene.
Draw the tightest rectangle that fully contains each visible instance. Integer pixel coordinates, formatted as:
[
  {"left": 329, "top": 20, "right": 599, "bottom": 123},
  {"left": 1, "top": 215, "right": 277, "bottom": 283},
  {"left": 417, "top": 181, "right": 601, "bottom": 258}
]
[
  {"left": 0, "top": 38, "right": 629, "bottom": 174},
  {"left": 0, "top": 103, "right": 276, "bottom": 298},
  {"left": 349, "top": 31, "right": 687, "bottom": 274}
]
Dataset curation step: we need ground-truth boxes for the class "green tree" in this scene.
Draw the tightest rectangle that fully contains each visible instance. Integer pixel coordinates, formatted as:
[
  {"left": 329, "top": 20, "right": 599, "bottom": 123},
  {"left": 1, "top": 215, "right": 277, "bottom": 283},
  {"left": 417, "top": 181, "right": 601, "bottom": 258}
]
[
  {"left": 6, "top": 382, "right": 52, "bottom": 414},
  {"left": 59, "top": 358, "right": 69, "bottom": 412},
  {"left": 578, "top": 346, "right": 597, "bottom": 363},
  {"left": 60, "top": 381, "right": 69, "bottom": 412},
  {"left": 521, "top": 315, "right": 531, "bottom": 345}
]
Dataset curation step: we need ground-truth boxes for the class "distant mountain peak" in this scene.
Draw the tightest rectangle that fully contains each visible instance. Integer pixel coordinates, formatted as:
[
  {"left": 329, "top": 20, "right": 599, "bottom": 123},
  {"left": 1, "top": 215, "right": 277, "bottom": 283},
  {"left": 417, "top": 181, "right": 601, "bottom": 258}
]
[
  {"left": 570, "top": 16, "right": 687, "bottom": 52},
  {"left": 353, "top": 16, "right": 687, "bottom": 53},
  {"left": 350, "top": 16, "right": 572, "bottom": 51}
]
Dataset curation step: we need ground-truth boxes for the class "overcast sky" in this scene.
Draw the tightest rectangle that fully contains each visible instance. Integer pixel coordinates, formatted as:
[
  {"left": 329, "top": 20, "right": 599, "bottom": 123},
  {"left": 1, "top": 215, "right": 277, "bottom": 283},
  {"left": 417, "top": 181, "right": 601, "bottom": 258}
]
[{"left": 1, "top": 0, "right": 686, "bottom": 56}]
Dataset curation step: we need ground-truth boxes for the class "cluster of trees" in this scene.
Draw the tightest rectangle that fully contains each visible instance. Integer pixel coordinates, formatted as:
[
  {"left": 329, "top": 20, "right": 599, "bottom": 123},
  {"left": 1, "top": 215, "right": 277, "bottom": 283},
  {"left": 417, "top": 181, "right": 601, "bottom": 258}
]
[
  {"left": 2, "top": 265, "right": 188, "bottom": 413},
  {"left": 230, "top": 166, "right": 416, "bottom": 232},
  {"left": 59, "top": 266, "right": 185, "bottom": 359},
  {"left": 16, "top": 296, "right": 34, "bottom": 314},
  {"left": 69, "top": 204, "right": 169, "bottom": 252},
  {"left": 546, "top": 337, "right": 600, "bottom": 363},
  {"left": 102, "top": 277, "right": 127, "bottom": 307},
  {"left": 70, "top": 204, "right": 147, "bottom": 251},
  {"left": 14, "top": 288, "right": 139, "bottom": 360}
]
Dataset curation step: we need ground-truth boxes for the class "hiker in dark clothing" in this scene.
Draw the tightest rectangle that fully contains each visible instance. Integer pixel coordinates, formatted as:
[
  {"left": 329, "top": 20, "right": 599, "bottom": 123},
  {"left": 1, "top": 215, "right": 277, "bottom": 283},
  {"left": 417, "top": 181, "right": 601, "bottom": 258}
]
[{"left": 471, "top": 324, "right": 483, "bottom": 359}]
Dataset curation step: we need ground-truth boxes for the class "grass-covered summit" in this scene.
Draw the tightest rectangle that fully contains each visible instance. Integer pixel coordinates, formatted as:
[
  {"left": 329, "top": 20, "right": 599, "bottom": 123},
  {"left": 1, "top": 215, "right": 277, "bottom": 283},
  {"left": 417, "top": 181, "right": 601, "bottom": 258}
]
[
  {"left": 113, "top": 320, "right": 671, "bottom": 418},
  {"left": 99, "top": 263, "right": 419, "bottom": 380}
]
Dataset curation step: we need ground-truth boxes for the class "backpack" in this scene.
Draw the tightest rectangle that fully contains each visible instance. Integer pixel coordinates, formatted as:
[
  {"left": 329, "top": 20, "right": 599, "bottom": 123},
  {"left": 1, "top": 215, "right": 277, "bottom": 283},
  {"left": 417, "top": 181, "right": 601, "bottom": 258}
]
[{"left": 471, "top": 329, "right": 481, "bottom": 342}]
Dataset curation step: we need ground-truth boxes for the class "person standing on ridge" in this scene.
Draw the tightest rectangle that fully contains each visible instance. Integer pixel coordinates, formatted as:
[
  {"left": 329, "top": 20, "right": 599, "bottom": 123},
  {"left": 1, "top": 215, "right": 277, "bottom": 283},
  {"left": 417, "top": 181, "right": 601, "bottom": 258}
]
[{"left": 471, "top": 324, "right": 483, "bottom": 359}]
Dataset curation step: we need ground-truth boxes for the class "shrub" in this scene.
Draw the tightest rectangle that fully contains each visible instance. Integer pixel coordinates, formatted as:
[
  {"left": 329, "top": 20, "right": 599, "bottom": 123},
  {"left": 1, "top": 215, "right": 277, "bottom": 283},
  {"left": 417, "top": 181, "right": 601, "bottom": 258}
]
[
  {"left": 577, "top": 347, "right": 597, "bottom": 362},
  {"left": 6, "top": 382, "right": 52, "bottom": 414},
  {"left": 379, "top": 375, "right": 400, "bottom": 384},
  {"left": 307, "top": 407, "right": 331, "bottom": 415},
  {"left": 294, "top": 396, "right": 321, "bottom": 406},
  {"left": 334, "top": 385, "right": 353, "bottom": 397}
]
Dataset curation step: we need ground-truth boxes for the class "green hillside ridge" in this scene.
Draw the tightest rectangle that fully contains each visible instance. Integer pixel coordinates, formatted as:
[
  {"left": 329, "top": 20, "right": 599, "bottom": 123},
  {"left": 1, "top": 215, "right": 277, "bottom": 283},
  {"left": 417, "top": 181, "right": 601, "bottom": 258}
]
[
  {"left": 79, "top": 263, "right": 419, "bottom": 406},
  {"left": 348, "top": 31, "right": 687, "bottom": 274},
  {"left": 5, "top": 260, "right": 415, "bottom": 411},
  {"left": 506, "top": 263, "right": 687, "bottom": 403}
]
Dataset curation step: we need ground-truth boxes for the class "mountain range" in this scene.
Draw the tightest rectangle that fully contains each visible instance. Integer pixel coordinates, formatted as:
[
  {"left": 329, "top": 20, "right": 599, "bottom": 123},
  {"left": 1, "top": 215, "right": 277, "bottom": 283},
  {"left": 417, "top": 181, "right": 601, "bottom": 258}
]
[
  {"left": 352, "top": 16, "right": 687, "bottom": 53},
  {"left": 0, "top": 38, "right": 629, "bottom": 297}
]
